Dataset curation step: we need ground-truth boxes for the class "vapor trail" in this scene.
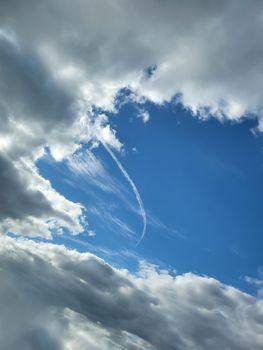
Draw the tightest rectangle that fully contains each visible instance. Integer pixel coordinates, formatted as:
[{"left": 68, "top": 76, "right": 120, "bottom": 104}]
[{"left": 100, "top": 140, "right": 146, "bottom": 245}]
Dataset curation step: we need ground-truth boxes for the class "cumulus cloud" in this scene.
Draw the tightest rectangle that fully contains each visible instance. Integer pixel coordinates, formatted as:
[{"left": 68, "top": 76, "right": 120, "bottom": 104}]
[
  {"left": 1, "top": 0, "right": 261, "bottom": 122},
  {"left": 0, "top": 155, "right": 84, "bottom": 238},
  {"left": 0, "top": 236, "right": 263, "bottom": 350},
  {"left": 0, "top": 23, "right": 120, "bottom": 237},
  {"left": 1, "top": 0, "right": 263, "bottom": 237}
]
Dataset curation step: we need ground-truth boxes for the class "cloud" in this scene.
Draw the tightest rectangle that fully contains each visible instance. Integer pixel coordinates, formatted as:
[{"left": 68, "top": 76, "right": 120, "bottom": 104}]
[
  {"left": 67, "top": 149, "right": 122, "bottom": 195},
  {"left": 0, "top": 153, "right": 84, "bottom": 238},
  {"left": 137, "top": 109, "right": 150, "bottom": 123},
  {"left": 86, "top": 204, "right": 137, "bottom": 240},
  {"left": 0, "top": 25, "right": 120, "bottom": 237},
  {"left": 100, "top": 140, "right": 147, "bottom": 245},
  {"left": 1, "top": 236, "right": 263, "bottom": 350},
  {"left": 1, "top": 0, "right": 263, "bottom": 237},
  {"left": 2, "top": 3, "right": 263, "bottom": 348},
  {"left": 58, "top": 149, "right": 143, "bottom": 240},
  {"left": 2, "top": 0, "right": 262, "bottom": 123},
  {"left": 0, "top": 0, "right": 263, "bottom": 350}
]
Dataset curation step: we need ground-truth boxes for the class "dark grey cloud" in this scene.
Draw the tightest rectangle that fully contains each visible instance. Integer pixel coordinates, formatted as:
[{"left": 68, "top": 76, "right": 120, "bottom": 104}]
[
  {"left": 0, "top": 35, "right": 86, "bottom": 236},
  {"left": 0, "top": 154, "right": 54, "bottom": 220},
  {"left": 0, "top": 237, "right": 263, "bottom": 350},
  {"left": 0, "top": 152, "right": 84, "bottom": 239},
  {"left": 0, "top": 36, "right": 73, "bottom": 127}
]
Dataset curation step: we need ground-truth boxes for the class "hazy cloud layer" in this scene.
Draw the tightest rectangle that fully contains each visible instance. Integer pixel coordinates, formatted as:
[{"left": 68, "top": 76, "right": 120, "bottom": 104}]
[{"left": 1, "top": 236, "right": 263, "bottom": 350}]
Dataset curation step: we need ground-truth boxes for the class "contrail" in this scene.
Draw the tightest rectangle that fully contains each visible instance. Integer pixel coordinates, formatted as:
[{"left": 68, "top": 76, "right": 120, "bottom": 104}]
[{"left": 99, "top": 140, "right": 146, "bottom": 245}]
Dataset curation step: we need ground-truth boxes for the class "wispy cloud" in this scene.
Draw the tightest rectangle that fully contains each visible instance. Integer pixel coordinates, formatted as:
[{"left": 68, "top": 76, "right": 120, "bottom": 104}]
[
  {"left": 100, "top": 140, "right": 147, "bottom": 245},
  {"left": 147, "top": 212, "right": 187, "bottom": 240},
  {"left": 87, "top": 204, "right": 136, "bottom": 240},
  {"left": 67, "top": 150, "right": 122, "bottom": 195},
  {"left": 61, "top": 140, "right": 147, "bottom": 244}
]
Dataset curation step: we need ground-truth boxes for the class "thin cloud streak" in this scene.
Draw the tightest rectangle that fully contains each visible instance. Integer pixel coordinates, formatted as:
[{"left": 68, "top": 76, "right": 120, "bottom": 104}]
[{"left": 100, "top": 140, "right": 147, "bottom": 245}]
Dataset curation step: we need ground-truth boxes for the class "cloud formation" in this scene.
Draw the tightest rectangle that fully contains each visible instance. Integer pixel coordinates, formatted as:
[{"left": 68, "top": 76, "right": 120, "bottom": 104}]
[
  {"left": 0, "top": 29, "right": 119, "bottom": 237},
  {"left": 1, "top": 0, "right": 263, "bottom": 237},
  {"left": 1, "top": 3, "right": 263, "bottom": 347},
  {"left": 1, "top": 236, "right": 263, "bottom": 350},
  {"left": 2, "top": 0, "right": 263, "bottom": 121}
]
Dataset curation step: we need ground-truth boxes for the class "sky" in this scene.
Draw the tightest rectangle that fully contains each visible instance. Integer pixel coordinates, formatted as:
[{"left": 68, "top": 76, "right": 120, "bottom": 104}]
[
  {"left": 1, "top": 1, "right": 263, "bottom": 349},
  {"left": 38, "top": 100, "right": 263, "bottom": 292}
]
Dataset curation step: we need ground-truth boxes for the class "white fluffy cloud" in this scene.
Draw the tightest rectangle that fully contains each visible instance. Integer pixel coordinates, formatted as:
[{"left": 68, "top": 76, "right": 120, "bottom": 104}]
[
  {"left": 1, "top": 0, "right": 263, "bottom": 237},
  {"left": 2, "top": 0, "right": 262, "bottom": 122},
  {"left": 0, "top": 25, "right": 120, "bottom": 237},
  {"left": 0, "top": 236, "right": 263, "bottom": 350}
]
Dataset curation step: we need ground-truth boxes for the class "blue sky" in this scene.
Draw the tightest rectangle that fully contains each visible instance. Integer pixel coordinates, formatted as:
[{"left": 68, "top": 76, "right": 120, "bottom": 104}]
[
  {"left": 3, "top": 2, "right": 263, "bottom": 349},
  {"left": 37, "top": 100, "right": 263, "bottom": 294}
]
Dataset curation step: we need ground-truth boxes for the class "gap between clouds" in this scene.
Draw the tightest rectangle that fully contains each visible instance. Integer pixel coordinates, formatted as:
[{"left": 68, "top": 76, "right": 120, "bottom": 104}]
[{"left": 1, "top": 0, "right": 263, "bottom": 240}]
